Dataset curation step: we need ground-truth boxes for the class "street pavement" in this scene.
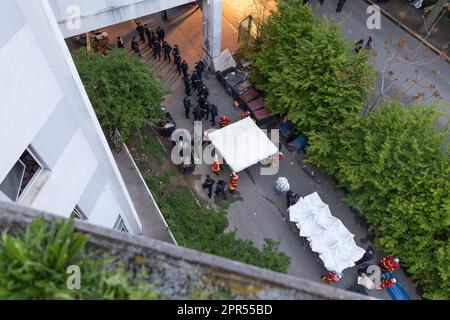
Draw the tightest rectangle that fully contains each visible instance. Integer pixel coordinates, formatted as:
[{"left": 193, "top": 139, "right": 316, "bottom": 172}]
[
  {"left": 98, "top": 2, "right": 426, "bottom": 299},
  {"left": 306, "top": 0, "right": 449, "bottom": 122}
]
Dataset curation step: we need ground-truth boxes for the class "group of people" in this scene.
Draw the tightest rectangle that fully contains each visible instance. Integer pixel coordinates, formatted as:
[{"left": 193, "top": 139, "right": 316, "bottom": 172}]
[
  {"left": 321, "top": 254, "right": 401, "bottom": 290},
  {"left": 202, "top": 172, "right": 241, "bottom": 200},
  {"left": 354, "top": 37, "right": 374, "bottom": 53},
  {"left": 182, "top": 62, "right": 225, "bottom": 128},
  {"left": 121, "top": 22, "right": 190, "bottom": 77}
]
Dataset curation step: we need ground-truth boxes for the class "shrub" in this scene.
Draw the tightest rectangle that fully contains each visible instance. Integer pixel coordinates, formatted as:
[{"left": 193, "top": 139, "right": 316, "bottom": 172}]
[
  {"left": 145, "top": 175, "right": 291, "bottom": 273},
  {"left": 336, "top": 102, "right": 449, "bottom": 299},
  {"left": 0, "top": 216, "right": 160, "bottom": 300}
]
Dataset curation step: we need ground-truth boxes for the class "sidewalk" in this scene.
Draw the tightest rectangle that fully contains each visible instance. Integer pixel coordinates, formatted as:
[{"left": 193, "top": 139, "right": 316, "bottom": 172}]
[
  {"left": 99, "top": 3, "right": 422, "bottom": 299},
  {"left": 366, "top": 0, "right": 449, "bottom": 58},
  {"left": 112, "top": 144, "right": 176, "bottom": 244},
  {"left": 311, "top": 0, "right": 450, "bottom": 120}
]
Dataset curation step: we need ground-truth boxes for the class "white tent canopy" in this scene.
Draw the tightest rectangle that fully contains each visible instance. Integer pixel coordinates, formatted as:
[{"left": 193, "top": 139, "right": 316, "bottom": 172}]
[
  {"left": 208, "top": 117, "right": 279, "bottom": 173},
  {"left": 288, "top": 192, "right": 365, "bottom": 274}
]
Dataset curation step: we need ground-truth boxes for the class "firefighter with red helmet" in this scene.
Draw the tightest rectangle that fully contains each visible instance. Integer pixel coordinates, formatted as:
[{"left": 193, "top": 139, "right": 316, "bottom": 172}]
[
  {"left": 229, "top": 172, "right": 240, "bottom": 193},
  {"left": 219, "top": 115, "right": 231, "bottom": 128},
  {"left": 212, "top": 155, "right": 221, "bottom": 175},
  {"left": 321, "top": 272, "right": 342, "bottom": 285},
  {"left": 380, "top": 277, "right": 397, "bottom": 289},
  {"left": 379, "top": 256, "right": 400, "bottom": 272}
]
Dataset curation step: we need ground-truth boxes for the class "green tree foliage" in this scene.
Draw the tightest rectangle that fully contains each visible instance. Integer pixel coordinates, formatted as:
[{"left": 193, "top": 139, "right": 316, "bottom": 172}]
[
  {"left": 252, "top": 0, "right": 375, "bottom": 173},
  {"left": 0, "top": 216, "right": 161, "bottom": 299},
  {"left": 335, "top": 102, "right": 449, "bottom": 299},
  {"left": 73, "top": 48, "right": 164, "bottom": 142},
  {"left": 145, "top": 174, "right": 291, "bottom": 273},
  {"left": 251, "top": 0, "right": 449, "bottom": 298}
]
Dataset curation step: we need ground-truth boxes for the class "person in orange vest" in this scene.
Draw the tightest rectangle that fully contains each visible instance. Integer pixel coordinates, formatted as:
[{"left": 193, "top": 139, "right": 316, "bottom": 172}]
[
  {"left": 321, "top": 272, "right": 342, "bottom": 285},
  {"left": 379, "top": 256, "right": 400, "bottom": 272},
  {"left": 240, "top": 111, "right": 251, "bottom": 120},
  {"left": 380, "top": 277, "right": 397, "bottom": 289},
  {"left": 212, "top": 156, "right": 221, "bottom": 175},
  {"left": 219, "top": 115, "right": 231, "bottom": 128},
  {"left": 229, "top": 172, "right": 240, "bottom": 193}
]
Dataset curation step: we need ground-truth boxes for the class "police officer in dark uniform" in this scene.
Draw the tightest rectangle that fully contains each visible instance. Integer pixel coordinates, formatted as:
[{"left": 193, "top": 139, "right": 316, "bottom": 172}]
[
  {"left": 202, "top": 175, "right": 216, "bottom": 199},
  {"left": 148, "top": 31, "right": 156, "bottom": 49},
  {"left": 117, "top": 36, "right": 125, "bottom": 49},
  {"left": 136, "top": 23, "right": 145, "bottom": 42},
  {"left": 195, "top": 60, "right": 205, "bottom": 80},
  {"left": 203, "top": 101, "right": 211, "bottom": 121},
  {"left": 181, "top": 60, "right": 189, "bottom": 77},
  {"left": 183, "top": 75, "right": 191, "bottom": 96},
  {"left": 144, "top": 24, "right": 151, "bottom": 39},
  {"left": 131, "top": 36, "right": 139, "bottom": 51},
  {"left": 193, "top": 105, "right": 203, "bottom": 122},
  {"left": 156, "top": 26, "right": 165, "bottom": 44},
  {"left": 163, "top": 41, "right": 172, "bottom": 62},
  {"left": 195, "top": 77, "right": 203, "bottom": 91},
  {"left": 174, "top": 54, "right": 182, "bottom": 75},
  {"left": 210, "top": 104, "right": 218, "bottom": 126},
  {"left": 191, "top": 71, "right": 199, "bottom": 91},
  {"left": 199, "top": 85, "right": 209, "bottom": 99},
  {"left": 131, "top": 36, "right": 141, "bottom": 57},
  {"left": 145, "top": 28, "right": 152, "bottom": 47},
  {"left": 197, "top": 93, "right": 206, "bottom": 109},
  {"left": 172, "top": 45, "right": 180, "bottom": 60},
  {"left": 215, "top": 180, "right": 227, "bottom": 200},
  {"left": 153, "top": 40, "right": 161, "bottom": 60},
  {"left": 336, "top": 0, "right": 346, "bottom": 12},
  {"left": 183, "top": 97, "right": 192, "bottom": 119}
]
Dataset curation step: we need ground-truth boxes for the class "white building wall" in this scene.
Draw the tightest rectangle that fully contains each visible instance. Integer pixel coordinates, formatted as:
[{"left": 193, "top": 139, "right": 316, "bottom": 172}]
[
  {"left": 0, "top": 22, "right": 63, "bottom": 181},
  {"left": 31, "top": 129, "right": 98, "bottom": 217},
  {"left": 48, "top": 0, "right": 194, "bottom": 38},
  {"left": 0, "top": 0, "right": 142, "bottom": 234},
  {"left": 89, "top": 182, "right": 123, "bottom": 230}
]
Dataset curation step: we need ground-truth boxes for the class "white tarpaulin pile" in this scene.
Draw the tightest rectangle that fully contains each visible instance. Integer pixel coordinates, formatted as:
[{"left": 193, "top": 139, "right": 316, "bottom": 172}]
[
  {"left": 208, "top": 117, "right": 279, "bottom": 173},
  {"left": 288, "top": 192, "right": 365, "bottom": 273}
]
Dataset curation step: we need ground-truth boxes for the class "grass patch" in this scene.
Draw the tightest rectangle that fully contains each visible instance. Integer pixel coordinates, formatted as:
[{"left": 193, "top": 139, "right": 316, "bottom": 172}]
[
  {"left": 137, "top": 133, "right": 167, "bottom": 166},
  {"left": 144, "top": 174, "right": 291, "bottom": 274}
]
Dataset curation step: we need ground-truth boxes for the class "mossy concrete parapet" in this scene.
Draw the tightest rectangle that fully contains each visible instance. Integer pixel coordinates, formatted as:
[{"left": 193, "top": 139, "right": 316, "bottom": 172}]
[{"left": 0, "top": 200, "right": 374, "bottom": 300}]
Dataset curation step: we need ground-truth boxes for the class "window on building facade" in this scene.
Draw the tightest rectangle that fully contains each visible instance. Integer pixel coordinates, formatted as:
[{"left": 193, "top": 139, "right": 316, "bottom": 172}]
[
  {"left": 71, "top": 205, "right": 88, "bottom": 220},
  {"left": 113, "top": 215, "right": 129, "bottom": 233},
  {"left": 0, "top": 148, "right": 44, "bottom": 202}
]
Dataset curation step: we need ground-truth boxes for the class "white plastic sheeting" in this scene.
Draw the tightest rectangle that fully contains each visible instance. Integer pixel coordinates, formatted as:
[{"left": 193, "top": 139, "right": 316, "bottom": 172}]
[
  {"left": 208, "top": 117, "right": 279, "bottom": 173},
  {"left": 288, "top": 192, "right": 365, "bottom": 273}
]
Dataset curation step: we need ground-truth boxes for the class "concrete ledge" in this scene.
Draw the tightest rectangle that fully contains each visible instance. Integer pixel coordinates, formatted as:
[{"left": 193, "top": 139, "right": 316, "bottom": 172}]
[
  {"left": 123, "top": 143, "right": 177, "bottom": 245},
  {"left": 363, "top": 0, "right": 450, "bottom": 64},
  {"left": 112, "top": 142, "right": 176, "bottom": 244},
  {"left": 0, "top": 200, "right": 374, "bottom": 300}
]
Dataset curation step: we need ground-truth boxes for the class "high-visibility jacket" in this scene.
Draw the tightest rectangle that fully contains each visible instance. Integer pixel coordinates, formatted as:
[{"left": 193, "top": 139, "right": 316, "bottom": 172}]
[
  {"left": 380, "top": 277, "right": 396, "bottom": 289},
  {"left": 321, "top": 272, "right": 339, "bottom": 285},
  {"left": 219, "top": 116, "right": 231, "bottom": 127},
  {"left": 212, "top": 160, "right": 221, "bottom": 174},
  {"left": 229, "top": 174, "right": 240, "bottom": 190},
  {"left": 379, "top": 256, "right": 400, "bottom": 272}
]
